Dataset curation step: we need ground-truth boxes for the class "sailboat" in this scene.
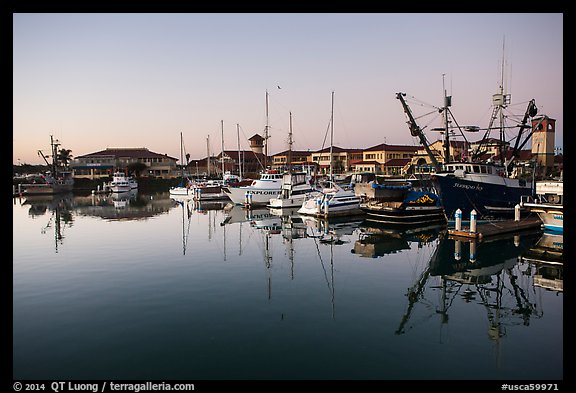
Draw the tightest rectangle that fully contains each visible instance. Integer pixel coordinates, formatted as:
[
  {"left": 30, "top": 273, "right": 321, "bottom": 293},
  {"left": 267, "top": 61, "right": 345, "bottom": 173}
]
[
  {"left": 222, "top": 90, "right": 284, "bottom": 206},
  {"left": 297, "top": 91, "right": 363, "bottom": 217},
  {"left": 268, "top": 111, "right": 317, "bottom": 209},
  {"left": 192, "top": 121, "right": 230, "bottom": 202},
  {"left": 169, "top": 132, "right": 193, "bottom": 198}
]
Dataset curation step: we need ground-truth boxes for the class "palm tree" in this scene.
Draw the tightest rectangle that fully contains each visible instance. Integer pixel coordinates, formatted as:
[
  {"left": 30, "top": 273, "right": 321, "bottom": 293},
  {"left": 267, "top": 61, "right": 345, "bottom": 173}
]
[
  {"left": 127, "top": 162, "right": 148, "bottom": 177},
  {"left": 57, "top": 148, "right": 73, "bottom": 169}
]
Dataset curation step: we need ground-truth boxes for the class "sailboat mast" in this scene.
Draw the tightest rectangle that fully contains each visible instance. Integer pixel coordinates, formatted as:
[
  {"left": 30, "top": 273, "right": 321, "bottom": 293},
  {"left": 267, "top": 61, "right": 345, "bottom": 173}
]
[
  {"left": 221, "top": 120, "right": 225, "bottom": 178},
  {"left": 288, "top": 111, "right": 293, "bottom": 173},
  {"left": 207, "top": 135, "right": 210, "bottom": 177},
  {"left": 264, "top": 90, "right": 269, "bottom": 170},
  {"left": 180, "top": 132, "right": 184, "bottom": 180},
  {"left": 237, "top": 123, "right": 242, "bottom": 179},
  {"left": 329, "top": 91, "right": 334, "bottom": 181}
]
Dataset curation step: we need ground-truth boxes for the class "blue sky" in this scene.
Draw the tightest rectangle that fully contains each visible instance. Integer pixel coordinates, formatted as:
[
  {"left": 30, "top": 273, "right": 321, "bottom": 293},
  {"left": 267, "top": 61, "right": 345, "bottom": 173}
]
[{"left": 13, "top": 13, "right": 563, "bottom": 165}]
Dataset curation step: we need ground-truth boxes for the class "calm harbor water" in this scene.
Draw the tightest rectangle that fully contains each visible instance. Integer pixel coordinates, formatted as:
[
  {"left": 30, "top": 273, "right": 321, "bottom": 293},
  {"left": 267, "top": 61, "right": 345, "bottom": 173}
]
[{"left": 13, "top": 191, "right": 563, "bottom": 380}]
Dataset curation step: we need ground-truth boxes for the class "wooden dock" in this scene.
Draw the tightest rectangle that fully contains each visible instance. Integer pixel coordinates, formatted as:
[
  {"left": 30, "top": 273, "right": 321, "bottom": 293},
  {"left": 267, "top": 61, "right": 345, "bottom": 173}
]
[{"left": 448, "top": 216, "right": 543, "bottom": 240}]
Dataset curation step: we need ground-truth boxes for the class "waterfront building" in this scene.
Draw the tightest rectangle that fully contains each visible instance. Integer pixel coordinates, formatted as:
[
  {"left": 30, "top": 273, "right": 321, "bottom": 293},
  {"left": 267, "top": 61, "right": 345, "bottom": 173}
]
[{"left": 71, "top": 148, "right": 178, "bottom": 179}]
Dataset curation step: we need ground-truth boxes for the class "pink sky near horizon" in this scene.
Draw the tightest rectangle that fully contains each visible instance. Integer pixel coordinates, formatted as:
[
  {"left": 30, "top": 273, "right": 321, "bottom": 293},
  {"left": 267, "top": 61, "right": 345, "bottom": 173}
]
[{"left": 13, "top": 13, "right": 563, "bottom": 165}]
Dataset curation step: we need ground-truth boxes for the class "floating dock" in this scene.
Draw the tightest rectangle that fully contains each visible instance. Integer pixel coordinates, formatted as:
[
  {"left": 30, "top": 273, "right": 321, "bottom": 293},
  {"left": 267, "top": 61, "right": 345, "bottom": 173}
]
[{"left": 448, "top": 216, "right": 543, "bottom": 240}]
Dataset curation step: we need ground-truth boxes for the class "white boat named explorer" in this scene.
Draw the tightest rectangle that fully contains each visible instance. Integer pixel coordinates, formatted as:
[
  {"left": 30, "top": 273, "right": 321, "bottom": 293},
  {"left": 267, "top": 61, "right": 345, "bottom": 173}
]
[{"left": 222, "top": 170, "right": 283, "bottom": 206}]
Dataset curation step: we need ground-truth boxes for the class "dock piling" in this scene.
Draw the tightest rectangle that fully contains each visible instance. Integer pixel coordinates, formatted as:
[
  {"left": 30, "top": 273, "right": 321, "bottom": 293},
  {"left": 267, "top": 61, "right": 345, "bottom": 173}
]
[
  {"left": 470, "top": 209, "right": 477, "bottom": 234},
  {"left": 455, "top": 208, "right": 462, "bottom": 231}
]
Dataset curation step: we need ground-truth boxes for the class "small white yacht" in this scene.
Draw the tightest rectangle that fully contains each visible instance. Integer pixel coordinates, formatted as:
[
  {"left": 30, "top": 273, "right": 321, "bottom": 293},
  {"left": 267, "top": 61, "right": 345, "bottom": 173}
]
[
  {"left": 110, "top": 172, "right": 138, "bottom": 193},
  {"left": 268, "top": 171, "right": 318, "bottom": 208},
  {"left": 297, "top": 180, "right": 363, "bottom": 218}
]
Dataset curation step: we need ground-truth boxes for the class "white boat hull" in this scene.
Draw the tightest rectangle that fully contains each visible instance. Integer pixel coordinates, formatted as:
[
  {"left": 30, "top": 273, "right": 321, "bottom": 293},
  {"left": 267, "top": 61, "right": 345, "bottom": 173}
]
[
  {"left": 224, "top": 186, "right": 281, "bottom": 206},
  {"left": 525, "top": 205, "right": 563, "bottom": 232},
  {"left": 297, "top": 189, "right": 363, "bottom": 217},
  {"left": 169, "top": 187, "right": 193, "bottom": 197},
  {"left": 110, "top": 185, "right": 131, "bottom": 193},
  {"left": 268, "top": 193, "right": 312, "bottom": 208}
]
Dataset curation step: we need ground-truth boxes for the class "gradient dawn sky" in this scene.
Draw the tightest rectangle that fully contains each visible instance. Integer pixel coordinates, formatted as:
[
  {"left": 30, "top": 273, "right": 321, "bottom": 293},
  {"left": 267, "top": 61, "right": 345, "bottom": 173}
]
[{"left": 13, "top": 13, "right": 563, "bottom": 165}]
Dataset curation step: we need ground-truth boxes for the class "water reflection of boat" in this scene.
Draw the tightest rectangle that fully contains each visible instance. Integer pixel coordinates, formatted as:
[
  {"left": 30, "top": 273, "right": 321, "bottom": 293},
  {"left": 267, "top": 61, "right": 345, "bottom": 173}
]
[
  {"left": 298, "top": 214, "right": 363, "bottom": 244},
  {"left": 111, "top": 189, "right": 138, "bottom": 208},
  {"left": 174, "top": 198, "right": 193, "bottom": 255},
  {"left": 18, "top": 193, "right": 75, "bottom": 252},
  {"left": 395, "top": 230, "right": 546, "bottom": 343},
  {"left": 192, "top": 199, "right": 228, "bottom": 213},
  {"left": 353, "top": 220, "right": 445, "bottom": 258},
  {"left": 20, "top": 193, "right": 74, "bottom": 217},
  {"left": 519, "top": 231, "right": 563, "bottom": 292},
  {"left": 220, "top": 204, "right": 274, "bottom": 226}
]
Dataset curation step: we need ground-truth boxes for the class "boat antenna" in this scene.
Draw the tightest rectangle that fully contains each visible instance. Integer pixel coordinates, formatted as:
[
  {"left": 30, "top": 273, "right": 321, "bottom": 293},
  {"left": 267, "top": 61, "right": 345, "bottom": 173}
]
[
  {"left": 264, "top": 90, "right": 269, "bottom": 170},
  {"left": 237, "top": 123, "right": 243, "bottom": 179},
  {"left": 221, "top": 120, "right": 225, "bottom": 178},
  {"left": 288, "top": 111, "right": 293, "bottom": 174},
  {"left": 442, "top": 74, "right": 451, "bottom": 165},
  {"left": 206, "top": 135, "right": 210, "bottom": 177}
]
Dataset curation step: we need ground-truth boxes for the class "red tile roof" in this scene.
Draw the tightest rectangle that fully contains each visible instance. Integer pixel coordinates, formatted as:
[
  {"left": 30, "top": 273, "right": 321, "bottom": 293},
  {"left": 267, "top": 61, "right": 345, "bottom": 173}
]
[{"left": 77, "top": 148, "right": 177, "bottom": 161}]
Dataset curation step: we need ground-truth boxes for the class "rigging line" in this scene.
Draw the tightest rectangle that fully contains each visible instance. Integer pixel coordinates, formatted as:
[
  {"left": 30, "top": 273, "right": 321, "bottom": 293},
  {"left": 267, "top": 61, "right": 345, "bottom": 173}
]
[
  {"left": 413, "top": 109, "right": 442, "bottom": 122},
  {"left": 404, "top": 94, "right": 441, "bottom": 110},
  {"left": 238, "top": 123, "right": 265, "bottom": 171},
  {"left": 311, "top": 228, "right": 333, "bottom": 294},
  {"left": 319, "top": 114, "right": 332, "bottom": 155}
]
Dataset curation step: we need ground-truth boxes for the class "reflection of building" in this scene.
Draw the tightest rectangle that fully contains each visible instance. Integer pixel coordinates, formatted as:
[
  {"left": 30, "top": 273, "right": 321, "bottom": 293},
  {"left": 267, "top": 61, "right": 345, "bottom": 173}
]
[{"left": 73, "top": 192, "right": 174, "bottom": 221}]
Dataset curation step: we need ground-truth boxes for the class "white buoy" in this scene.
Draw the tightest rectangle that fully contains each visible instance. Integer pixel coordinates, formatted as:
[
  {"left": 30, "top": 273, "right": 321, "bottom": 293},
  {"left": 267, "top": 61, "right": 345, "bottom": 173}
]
[
  {"left": 470, "top": 209, "right": 477, "bottom": 234},
  {"left": 455, "top": 208, "right": 462, "bottom": 231},
  {"left": 515, "top": 204, "right": 521, "bottom": 222}
]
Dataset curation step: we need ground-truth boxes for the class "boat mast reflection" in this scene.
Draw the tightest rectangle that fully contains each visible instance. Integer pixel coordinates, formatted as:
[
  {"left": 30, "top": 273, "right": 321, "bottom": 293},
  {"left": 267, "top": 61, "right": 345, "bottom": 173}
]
[
  {"left": 20, "top": 194, "right": 74, "bottom": 253},
  {"left": 395, "top": 229, "right": 546, "bottom": 346}
]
